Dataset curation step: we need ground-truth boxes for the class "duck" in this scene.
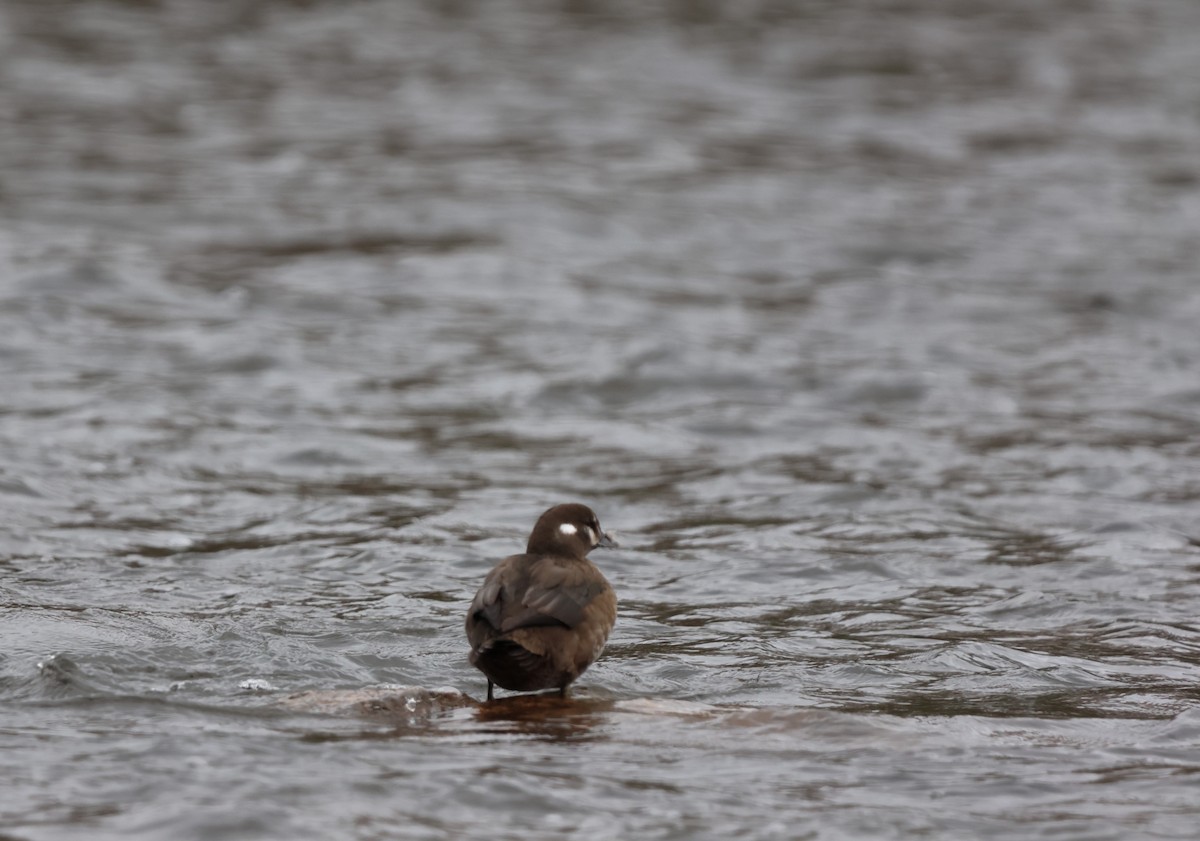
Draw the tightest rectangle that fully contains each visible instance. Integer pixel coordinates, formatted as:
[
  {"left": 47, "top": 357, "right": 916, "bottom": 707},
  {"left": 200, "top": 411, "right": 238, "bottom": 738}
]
[{"left": 465, "top": 503, "right": 618, "bottom": 701}]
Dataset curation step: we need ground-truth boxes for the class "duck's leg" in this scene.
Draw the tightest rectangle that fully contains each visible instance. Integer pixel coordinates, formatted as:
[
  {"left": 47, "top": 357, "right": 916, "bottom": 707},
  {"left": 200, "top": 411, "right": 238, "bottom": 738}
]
[{"left": 487, "top": 679, "right": 494, "bottom": 702}]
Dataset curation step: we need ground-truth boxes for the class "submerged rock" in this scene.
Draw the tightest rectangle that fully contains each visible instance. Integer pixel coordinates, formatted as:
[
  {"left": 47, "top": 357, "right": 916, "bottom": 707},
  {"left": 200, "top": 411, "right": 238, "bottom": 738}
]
[{"left": 279, "top": 685, "right": 474, "bottom": 718}]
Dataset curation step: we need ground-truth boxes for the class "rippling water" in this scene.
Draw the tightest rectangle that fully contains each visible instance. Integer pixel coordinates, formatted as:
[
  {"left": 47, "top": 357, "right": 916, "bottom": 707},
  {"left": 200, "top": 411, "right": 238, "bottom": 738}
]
[{"left": 3, "top": 1, "right": 1200, "bottom": 839}]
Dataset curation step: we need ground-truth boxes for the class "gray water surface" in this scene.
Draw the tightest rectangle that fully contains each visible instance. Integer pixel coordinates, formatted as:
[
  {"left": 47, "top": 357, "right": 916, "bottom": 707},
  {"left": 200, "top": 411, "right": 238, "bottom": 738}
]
[{"left": 3, "top": 1, "right": 1200, "bottom": 839}]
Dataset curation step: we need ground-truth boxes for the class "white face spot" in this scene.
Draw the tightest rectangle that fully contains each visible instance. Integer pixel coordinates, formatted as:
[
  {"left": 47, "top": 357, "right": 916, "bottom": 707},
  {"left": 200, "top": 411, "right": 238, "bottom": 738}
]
[
  {"left": 582, "top": 525, "right": 597, "bottom": 546},
  {"left": 558, "top": 522, "right": 577, "bottom": 537}
]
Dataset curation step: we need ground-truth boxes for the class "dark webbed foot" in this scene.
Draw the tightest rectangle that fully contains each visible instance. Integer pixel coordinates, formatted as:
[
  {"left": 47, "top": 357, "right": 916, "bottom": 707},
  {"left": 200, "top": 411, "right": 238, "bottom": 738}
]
[{"left": 487, "top": 679, "right": 494, "bottom": 702}]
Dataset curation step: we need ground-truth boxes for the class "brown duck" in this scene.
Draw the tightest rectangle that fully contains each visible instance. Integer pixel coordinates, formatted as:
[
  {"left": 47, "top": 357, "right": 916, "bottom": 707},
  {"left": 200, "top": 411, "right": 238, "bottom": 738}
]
[{"left": 465, "top": 503, "right": 618, "bottom": 701}]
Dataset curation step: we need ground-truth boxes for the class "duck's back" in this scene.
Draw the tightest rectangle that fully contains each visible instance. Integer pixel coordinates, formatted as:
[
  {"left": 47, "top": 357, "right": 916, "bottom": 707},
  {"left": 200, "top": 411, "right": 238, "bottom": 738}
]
[{"left": 466, "top": 553, "right": 616, "bottom": 692}]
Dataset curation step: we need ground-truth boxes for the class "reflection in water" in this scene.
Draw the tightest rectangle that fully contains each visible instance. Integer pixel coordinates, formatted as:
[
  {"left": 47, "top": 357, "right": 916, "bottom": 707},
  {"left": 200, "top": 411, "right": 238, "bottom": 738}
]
[{"left": 472, "top": 694, "right": 611, "bottom": 742}]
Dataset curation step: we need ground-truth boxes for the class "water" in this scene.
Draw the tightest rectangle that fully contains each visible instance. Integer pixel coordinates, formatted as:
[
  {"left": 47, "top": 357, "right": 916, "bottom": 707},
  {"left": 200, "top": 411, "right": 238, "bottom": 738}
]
[{"left": 3, "top": 1, "right": 1200, "bottom": 838}]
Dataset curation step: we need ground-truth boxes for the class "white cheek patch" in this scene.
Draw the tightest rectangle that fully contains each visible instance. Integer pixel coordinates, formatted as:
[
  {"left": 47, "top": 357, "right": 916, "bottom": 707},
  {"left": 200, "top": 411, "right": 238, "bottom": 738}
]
[
  {"left": 583, "top": 525, "right": 596, "bottom": 546},
  {"left": 558, "top": 522, "right": 577, "bottom": 536}
]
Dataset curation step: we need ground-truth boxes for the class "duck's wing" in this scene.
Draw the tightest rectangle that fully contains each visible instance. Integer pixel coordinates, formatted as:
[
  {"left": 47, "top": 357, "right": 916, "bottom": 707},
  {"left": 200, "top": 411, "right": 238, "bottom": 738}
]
[{"left": 468, "top": 555, "right": 607, "bottom": 634}]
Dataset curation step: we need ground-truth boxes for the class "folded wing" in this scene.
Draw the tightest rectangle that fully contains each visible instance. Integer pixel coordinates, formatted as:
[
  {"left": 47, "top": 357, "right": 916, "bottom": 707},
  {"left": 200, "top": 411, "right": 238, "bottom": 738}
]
[{"left": 470, "top": 555, "right": 607, "bottom": 635}]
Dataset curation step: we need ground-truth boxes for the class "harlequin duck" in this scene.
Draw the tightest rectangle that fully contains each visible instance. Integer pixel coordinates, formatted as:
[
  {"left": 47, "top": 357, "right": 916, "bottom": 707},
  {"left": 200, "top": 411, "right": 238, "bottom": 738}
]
[{"left": 465, "top": 503, "right": 618, "bottom": 701}]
